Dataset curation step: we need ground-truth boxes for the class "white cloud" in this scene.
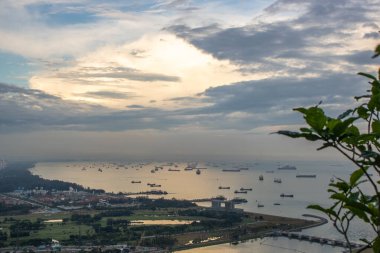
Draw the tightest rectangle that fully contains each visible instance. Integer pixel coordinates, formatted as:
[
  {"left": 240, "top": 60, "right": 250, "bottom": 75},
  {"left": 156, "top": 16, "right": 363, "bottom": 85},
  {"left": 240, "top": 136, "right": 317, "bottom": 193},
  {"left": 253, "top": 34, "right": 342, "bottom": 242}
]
[{"left": 30, "top": 32, "right": 256, "bottom": 109}]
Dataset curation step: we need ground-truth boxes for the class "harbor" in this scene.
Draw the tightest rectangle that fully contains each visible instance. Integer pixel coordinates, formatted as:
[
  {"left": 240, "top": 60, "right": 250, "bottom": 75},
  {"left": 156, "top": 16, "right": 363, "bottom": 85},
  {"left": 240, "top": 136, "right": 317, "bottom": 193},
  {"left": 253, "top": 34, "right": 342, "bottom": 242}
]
[{"left": 29, "top": 160, "right": 375, "bottom": 252}]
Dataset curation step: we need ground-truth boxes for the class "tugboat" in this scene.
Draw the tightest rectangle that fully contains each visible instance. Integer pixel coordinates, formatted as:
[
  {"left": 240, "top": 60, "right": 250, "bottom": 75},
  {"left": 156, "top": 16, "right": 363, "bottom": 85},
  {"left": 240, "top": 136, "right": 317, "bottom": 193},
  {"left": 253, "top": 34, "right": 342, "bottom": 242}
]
[
  {"left": 234, "top": 190, "right": 248, "bottom": 194},
  {"left": 196, "top": 169, "right": 201, "bottom": 175},
  {"left": 280, "top": 193, "right": 294, "bottom": 198}
]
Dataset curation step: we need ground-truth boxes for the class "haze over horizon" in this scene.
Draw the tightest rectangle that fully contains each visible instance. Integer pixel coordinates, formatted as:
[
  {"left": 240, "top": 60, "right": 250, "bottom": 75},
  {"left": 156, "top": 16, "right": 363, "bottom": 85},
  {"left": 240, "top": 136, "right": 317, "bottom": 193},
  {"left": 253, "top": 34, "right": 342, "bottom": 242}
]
[{"left": 0, "top": 0, "right": 379, "bottom": 162}]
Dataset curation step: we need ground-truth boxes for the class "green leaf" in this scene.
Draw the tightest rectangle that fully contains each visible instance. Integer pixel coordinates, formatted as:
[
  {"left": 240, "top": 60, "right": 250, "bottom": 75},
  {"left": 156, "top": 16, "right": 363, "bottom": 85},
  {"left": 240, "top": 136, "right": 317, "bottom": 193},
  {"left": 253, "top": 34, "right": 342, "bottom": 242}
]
[
  {"left": 369, "top": 94, "right": 380, "bottom": 111},
  {"left": 357, "top": 106, "right": 369, "bottom": 119},
  {"left": 373, "top": 236, "right": 380, "bottom": 253},
  {"left": 331, "top": 193, "right": 348, "bottom": 202},
  {"left": 304, "top": 134, "right": 320, "bottom": 141},
  {"left": 300, "top": 127, "right": 312, "bottom": 133},
  {"left": 345, "top": 206, "right": 369, "bottom": 222},
  {"left": 333, "top": 181, "right": 350, "bottom": 192},
  {"left": 276, "top": 131, "right": 320, "bottom": 141},
  {"left": 345, "top": 200, "right": 373, "bottom": 215},
  {"left": 350, "top": 168, "right": 366, "bottom": 185},
  {"left": 316, "top": 143, "right": 332, "bottom": 151},
  {"left": 293, "top": 107, "right": 308, "bottom": 114},
  {"left": 344, "top": 125, "right": 360, "bottom": 137},
  {"left": 372, "top": 120, "right": 380, "bottom": 134},
  {"left": 305, "top": 107, "right": 326, "bottom": 132},
  {"left": 327, "top": 119, "right": 340, "bottom": 134},
  {"left": 361, "top": 150, "right": 380, "bottom": 159},
  {"left": 372, "top": 44, "right": 380, "bottom": 58},
  {"left": 337, "top": 109, "right": 353, "bottom": 119},
  {"left": 358, "top": 72, "right": 377, "bottom": 81},
  {"left": 276, "top": 131, "right": 303, "bottom": 138}
]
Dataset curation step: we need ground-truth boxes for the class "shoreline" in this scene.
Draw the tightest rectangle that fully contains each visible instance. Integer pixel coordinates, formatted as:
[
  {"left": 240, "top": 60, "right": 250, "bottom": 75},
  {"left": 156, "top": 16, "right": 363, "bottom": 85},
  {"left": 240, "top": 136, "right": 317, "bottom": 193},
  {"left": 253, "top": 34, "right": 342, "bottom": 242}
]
[{"left": 172, "top": 211, "right": 327, "bottom": 252}]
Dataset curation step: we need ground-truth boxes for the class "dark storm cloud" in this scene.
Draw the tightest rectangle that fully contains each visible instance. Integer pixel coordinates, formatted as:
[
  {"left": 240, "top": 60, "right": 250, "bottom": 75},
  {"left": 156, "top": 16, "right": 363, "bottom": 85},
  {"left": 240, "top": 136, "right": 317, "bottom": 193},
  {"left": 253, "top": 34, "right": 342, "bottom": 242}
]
[
  {"left": 343, "top": 50, "right": 378, "bottom": 65},
  {"left": 167, "top": 0, "right": 380, "bottom": 73},
  {"left": 169, "top": 24, "right": 330, "bottom": 64},
  {"left": 0, "top": 82, "right": 184, "bottom": 133},
  {"left": 194, "top": 74, "right": 363, "bottom": 114},
  {"left": 363, "top": 32, "right": 380, "bottom": 39}
]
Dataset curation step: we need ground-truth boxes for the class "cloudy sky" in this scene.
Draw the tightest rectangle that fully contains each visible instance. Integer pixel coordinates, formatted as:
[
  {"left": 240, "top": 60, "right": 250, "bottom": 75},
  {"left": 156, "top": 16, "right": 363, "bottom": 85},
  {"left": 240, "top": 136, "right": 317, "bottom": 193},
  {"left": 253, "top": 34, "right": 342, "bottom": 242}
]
[{"left": 0, "top": 0, "right": 379, "bottom": 161}]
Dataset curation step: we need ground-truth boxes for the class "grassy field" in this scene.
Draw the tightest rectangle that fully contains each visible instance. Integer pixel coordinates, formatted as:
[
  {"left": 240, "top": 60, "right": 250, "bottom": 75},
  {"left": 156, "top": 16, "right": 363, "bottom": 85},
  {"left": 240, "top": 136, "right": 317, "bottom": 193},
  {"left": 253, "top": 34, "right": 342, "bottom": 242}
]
[{"left": 0, "top": 208, "right": 208, "bottom": 246}]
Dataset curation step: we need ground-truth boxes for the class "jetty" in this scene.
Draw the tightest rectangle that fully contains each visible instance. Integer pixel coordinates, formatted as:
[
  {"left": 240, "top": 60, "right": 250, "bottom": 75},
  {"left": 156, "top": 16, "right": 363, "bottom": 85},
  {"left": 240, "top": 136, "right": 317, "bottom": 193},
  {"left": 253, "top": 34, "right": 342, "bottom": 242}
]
[{"left": 273, "top": 231, "right": 364, "bottom": 249}]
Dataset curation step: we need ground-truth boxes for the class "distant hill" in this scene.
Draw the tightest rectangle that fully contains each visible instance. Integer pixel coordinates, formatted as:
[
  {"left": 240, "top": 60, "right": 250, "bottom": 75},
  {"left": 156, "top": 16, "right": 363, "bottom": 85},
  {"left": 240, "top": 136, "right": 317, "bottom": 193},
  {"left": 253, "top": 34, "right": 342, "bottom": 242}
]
[{"left": 0, "top": 162, "right": 104, "bottom": 193}]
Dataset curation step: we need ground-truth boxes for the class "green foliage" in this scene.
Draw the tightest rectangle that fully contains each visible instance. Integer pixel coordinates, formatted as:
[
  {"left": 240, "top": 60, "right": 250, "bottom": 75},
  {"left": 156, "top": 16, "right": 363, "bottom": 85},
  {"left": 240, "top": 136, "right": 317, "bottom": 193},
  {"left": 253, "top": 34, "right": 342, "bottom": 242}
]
[{"left": 278, "top": 44, "right": 380, "bottom": 253}]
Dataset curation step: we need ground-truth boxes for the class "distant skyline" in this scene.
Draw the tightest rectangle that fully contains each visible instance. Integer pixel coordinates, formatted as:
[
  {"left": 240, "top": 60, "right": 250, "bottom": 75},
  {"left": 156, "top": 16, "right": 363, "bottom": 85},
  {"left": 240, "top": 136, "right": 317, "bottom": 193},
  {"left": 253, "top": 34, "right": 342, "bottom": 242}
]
[{"left": 0, "top": 0, "right": 379, "bottom": 161}]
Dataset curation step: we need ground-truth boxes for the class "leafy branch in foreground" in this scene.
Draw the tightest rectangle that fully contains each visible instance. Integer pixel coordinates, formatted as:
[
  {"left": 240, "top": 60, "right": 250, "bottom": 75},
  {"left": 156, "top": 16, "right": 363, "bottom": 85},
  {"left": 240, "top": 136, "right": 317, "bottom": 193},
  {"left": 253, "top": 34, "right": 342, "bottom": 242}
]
[{"left": 277, "top": 44, "right": 380, "bottom": 253}]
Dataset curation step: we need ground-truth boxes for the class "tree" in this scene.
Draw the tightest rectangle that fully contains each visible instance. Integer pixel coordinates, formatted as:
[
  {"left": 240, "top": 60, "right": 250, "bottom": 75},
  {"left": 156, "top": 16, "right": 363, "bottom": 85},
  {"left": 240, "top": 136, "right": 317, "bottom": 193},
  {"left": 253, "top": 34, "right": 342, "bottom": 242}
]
[{"left": 277, "top": 43, "right": 380, "bottom": 253}]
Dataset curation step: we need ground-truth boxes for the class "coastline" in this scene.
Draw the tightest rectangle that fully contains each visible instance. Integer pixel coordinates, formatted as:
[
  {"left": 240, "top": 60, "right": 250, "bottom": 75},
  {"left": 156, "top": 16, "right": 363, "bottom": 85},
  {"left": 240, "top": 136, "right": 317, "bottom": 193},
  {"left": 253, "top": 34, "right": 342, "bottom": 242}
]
[{"left": 172, "top": 211, "right": 326, "bottom": 252}]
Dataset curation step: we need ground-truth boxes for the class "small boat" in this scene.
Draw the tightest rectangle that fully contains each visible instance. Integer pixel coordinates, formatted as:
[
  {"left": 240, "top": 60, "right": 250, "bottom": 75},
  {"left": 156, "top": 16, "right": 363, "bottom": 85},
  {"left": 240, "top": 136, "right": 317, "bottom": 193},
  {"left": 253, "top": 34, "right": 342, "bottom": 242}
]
[
  {"left": 278, "top": 165, "right": 297, "bottom": 170},
  {"left": 222, "top": 169, "right": 240, "bottom": 172},
  {"left": 218, "top": 186, "right": 230, "bottom": 189},
  {"left": 273, "top": 203, "right": 281, "bottom": 205},
  {"left": 131, "top": 181, "right": 141, "bottom": 184},
  {"left": 231, "top": 198, "right": 248, "bottom": 203},
  {"left": 259, "top": 175, "right": 263, "bottom": 181},
  {"left": 234, "top": 190, "right": 248, "bottom": 194},
  {"left": 196, "top": 169, "right": 201, "bottom": 175},
  {"left": 280, "top": 193, "right": 294, "bottom": 198},
  {"left": 296, "top": 174, "right": 316, "bottom": 178},
  {"left": 257, "top": 203, "right": 264, "bottom": 208},
  {"left": 240, "top": 187, "right": 252, "bottom": 191},
  {"left": 150, "top": 184, "right": 161, "bottom": 187},
  {"left": 330, "top": 177, "right": 335, "bottom": 183},
  {"left": 265, "top": 170, "right": 274, "bottom": 173},
  {"left": 274, "top": 178, "right": 282, "bottom": 183}
]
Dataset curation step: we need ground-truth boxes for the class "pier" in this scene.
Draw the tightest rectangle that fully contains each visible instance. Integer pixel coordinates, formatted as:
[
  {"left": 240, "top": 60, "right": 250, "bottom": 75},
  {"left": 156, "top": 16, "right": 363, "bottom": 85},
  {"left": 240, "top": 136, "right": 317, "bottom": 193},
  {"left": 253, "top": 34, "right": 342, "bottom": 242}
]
[{"left": 273, "top": 231, "right": 364, "bottom": 249}]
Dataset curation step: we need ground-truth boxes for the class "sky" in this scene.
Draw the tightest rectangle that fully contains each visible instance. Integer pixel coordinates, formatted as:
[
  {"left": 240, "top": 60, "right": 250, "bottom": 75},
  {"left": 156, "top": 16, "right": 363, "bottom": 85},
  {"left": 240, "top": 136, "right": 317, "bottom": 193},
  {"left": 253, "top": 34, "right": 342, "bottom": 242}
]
[{"left": 0, "top": 0, "right": 379, "bottom": 162}]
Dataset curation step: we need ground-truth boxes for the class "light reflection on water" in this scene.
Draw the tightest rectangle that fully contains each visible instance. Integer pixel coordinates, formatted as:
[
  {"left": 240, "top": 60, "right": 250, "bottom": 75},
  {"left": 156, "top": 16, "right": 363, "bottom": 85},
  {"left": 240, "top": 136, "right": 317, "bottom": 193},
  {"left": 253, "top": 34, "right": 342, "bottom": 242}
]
[{"left": 31, "top": 160, "right": 375, "bottom": 252}]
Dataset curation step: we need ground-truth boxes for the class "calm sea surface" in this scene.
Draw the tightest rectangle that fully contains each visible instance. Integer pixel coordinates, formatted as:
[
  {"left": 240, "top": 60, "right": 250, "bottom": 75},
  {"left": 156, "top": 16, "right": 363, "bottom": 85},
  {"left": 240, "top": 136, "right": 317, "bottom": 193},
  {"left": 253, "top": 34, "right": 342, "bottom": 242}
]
[{"left": 31, "top": 160, "right": 375, "bottom": 253}]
